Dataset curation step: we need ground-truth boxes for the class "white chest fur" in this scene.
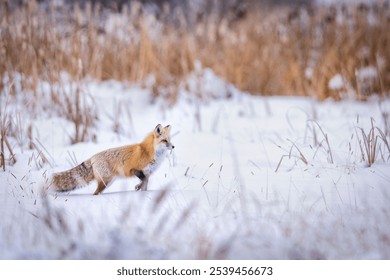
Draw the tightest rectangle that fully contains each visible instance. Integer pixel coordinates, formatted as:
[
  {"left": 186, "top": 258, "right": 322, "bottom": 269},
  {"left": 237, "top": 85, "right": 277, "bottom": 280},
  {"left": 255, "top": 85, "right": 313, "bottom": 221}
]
[{"left": 143, "top": 146, "right": 167, "bottom": 175}]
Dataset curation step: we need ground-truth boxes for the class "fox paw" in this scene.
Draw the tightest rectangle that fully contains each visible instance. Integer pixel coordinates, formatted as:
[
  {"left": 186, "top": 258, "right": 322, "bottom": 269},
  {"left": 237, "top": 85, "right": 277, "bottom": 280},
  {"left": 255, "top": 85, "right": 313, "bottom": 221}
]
[{"left": 135, "top": 183, "right": 142, "bottom": 191}]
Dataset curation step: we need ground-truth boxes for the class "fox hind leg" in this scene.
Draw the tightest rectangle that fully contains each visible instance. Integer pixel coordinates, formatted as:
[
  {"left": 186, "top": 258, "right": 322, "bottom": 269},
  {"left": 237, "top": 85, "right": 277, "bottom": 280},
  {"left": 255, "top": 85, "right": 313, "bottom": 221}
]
[{"left": 94, "top": 179, "right": 110, "bottom": 195}]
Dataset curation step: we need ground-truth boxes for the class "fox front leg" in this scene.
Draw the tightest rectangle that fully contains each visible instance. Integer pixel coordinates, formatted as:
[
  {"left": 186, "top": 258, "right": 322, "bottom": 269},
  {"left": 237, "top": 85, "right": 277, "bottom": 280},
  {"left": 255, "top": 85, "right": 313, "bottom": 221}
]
[
  {"left": 133, "top": 170, "right": 149, "bottom": 191},
  {"left": 135, "top": 178, "right": 148, "bottom": 191}
]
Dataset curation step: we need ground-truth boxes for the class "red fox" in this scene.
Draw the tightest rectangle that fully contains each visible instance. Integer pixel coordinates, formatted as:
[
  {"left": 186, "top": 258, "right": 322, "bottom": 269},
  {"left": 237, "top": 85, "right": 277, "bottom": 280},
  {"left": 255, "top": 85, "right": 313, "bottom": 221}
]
[{"left": 51, "top": 124, "right": 174, "bottom": 195}]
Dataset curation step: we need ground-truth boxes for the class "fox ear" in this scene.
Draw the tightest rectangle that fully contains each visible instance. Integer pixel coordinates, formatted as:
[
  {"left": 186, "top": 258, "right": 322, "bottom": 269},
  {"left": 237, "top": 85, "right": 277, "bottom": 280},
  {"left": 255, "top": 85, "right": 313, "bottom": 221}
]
[
  {"left": 165, "top": 125, "right": 171, "bottom": 132},
  {"left": 155, "top": 124, "right": 163, "bottom": 136}
]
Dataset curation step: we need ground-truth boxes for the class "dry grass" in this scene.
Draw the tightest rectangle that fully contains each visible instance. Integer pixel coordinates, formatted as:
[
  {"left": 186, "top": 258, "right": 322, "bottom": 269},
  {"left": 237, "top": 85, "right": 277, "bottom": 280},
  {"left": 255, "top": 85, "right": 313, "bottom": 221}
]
[
  {"left": 356, "top": 118, "right": 390, "bottom": 167},
  {"left": 0, "top": 84, "right": 17, "bottom": 170},
  {"left": 0, "top": 1, "right": 389, "bottom": 103},
  {"left": 275, "top": 138, "right": 309, "bottom": 172}
]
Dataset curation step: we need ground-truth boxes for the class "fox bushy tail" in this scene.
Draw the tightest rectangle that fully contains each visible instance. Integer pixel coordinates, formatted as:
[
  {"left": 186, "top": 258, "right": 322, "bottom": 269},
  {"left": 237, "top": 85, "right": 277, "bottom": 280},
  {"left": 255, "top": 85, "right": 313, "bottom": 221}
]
[{"left": 52, "top": 160, "right": 94, "bottom": 192}]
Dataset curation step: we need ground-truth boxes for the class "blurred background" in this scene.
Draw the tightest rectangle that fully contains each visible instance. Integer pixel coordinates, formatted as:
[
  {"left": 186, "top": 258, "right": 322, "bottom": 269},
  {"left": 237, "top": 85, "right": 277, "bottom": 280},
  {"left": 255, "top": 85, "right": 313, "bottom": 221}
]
[{"left": 1, "top": 0, "right": 389, "bottom": 101}]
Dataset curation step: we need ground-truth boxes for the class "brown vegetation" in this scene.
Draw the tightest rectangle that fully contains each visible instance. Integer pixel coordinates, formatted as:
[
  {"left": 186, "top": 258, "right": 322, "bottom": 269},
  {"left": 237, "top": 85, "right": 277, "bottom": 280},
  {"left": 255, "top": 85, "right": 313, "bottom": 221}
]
[{"left": 0, "top": 0, "right": 389, "bottom": 100}]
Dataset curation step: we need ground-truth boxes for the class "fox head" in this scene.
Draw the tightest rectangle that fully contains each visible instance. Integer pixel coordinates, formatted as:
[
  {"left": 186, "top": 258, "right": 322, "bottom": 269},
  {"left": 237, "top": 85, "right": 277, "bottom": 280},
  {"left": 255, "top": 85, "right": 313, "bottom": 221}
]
[{"left": 154, "top": 124, "right": 175, "bottom": 151}]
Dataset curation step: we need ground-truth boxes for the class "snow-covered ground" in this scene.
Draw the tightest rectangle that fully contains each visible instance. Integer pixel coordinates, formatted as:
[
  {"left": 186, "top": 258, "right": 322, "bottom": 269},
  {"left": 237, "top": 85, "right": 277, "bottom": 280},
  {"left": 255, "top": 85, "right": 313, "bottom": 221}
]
[{"left": 1, "top": 69, "right": 390, "bottom": 259}]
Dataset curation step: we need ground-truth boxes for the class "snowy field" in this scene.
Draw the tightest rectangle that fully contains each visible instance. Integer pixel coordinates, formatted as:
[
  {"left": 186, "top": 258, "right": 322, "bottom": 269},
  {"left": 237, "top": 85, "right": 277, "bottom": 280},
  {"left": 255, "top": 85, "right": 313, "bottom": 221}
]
[{"left": 1, "top": 69, "right": 390, "bottom": 259}]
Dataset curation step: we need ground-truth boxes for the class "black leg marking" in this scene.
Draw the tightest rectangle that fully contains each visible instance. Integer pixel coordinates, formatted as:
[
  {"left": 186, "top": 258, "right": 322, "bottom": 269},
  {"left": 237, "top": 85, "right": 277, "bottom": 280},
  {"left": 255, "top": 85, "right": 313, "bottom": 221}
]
[
  {"left": 133, "top": 170, "right": 146, "bottom": 180},
  {"left": 135, "top": 178, "right": 148, "bottom": 191},
  {"left": 135, "top": 182, "right": 142, "bottom": 191}
]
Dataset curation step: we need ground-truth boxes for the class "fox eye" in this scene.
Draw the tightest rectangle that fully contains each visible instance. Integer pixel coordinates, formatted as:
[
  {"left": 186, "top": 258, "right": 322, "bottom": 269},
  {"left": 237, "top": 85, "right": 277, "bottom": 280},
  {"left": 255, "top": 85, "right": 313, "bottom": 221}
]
[{"left": 161, "top": 140, "right": 168, "bottom": 143}]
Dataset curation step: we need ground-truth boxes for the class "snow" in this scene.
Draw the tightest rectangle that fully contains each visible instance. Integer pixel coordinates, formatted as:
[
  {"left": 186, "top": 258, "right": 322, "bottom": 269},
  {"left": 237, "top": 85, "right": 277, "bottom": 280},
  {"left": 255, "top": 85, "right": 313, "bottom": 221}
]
[
  {"left": 1, "top": 69, "right": 390, "bottom": 259},
  {"left": 328, "top": 74, "right": 345, "bottom": 90},
  {"left": 356, "top": 66, "right": 378, "bottom": 82}
]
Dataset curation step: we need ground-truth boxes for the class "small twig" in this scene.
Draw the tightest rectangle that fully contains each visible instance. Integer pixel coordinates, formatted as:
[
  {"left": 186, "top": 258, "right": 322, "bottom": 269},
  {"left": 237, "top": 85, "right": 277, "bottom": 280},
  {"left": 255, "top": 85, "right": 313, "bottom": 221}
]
[
  {"left": 310, "top": 120, "right": 334, "bottom": 164},
  {"left": 35, "top": 138, "right": 56, "bottom": 167},
  {"left": 287, "top": 139, "right": 308, "bottom": 165},
  {"left": 4, "top": 135, "right": 16, "bottom": 164}
]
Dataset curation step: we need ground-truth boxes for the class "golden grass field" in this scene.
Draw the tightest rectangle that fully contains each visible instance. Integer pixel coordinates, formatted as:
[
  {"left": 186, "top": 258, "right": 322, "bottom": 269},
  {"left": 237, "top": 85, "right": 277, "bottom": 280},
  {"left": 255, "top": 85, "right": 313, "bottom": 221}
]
[{"left": 1, "top": 0, "right": 389, "bottom": 101}]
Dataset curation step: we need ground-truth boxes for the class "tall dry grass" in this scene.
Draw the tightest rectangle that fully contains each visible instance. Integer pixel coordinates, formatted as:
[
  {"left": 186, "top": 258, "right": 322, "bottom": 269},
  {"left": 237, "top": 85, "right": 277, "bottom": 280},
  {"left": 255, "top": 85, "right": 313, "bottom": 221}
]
[{"left": 0, "top": 1, "right": 389, "bottom": 101}]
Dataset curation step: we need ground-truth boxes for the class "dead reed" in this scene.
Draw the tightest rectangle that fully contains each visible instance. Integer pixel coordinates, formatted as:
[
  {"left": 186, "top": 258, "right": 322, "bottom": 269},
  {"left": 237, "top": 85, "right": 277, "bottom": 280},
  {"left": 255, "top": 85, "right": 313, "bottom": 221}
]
[
  {"left": 0, "top": 84, "right": 17, "bottom": 170},
  {"left": 356, "top": 118, "right": 390, "bottom": 167},
  {"left": 1, "top": 1, "right": 389, "bottom": 102}
]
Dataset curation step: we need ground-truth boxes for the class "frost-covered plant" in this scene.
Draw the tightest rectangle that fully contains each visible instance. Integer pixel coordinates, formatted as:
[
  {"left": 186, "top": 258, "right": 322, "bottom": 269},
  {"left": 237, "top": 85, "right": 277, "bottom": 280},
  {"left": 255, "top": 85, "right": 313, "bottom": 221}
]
[
  {"left": 356, "top": 118, "right": 390, "bottom": 167},
  {"left": 0, "top": 85, "right": 17, "bottom": 170}
]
